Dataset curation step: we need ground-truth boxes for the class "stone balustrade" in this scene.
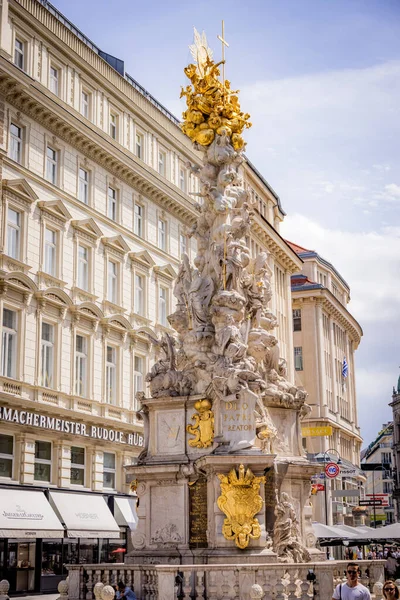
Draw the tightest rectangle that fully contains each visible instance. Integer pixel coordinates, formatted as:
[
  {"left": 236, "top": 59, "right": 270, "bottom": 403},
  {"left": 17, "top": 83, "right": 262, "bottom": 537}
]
[{"left": 66, "top": 559, "right": 385, "bottom": 600}]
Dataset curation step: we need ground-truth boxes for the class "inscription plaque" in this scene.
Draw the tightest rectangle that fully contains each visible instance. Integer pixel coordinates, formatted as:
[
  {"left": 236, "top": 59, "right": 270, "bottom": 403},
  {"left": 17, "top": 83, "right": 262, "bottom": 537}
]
[{"left": 189, "top": 477, "right": 208, "bottom": 547}]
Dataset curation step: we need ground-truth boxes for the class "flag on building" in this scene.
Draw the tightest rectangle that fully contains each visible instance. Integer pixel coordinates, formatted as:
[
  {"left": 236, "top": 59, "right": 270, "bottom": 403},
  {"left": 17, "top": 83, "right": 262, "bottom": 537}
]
[{"left": 342, "top": 357, "right": 348, "bottom": 379}]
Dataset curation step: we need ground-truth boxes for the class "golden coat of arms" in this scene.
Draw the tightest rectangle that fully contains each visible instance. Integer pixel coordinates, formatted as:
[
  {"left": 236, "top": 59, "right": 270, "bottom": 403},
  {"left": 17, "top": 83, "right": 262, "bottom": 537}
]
[
  {"left": 217, "top": 464, "right": 265, "bottom": 549},
  {"left": 187, "top": 399, "right": 214, "bottom": 448}
]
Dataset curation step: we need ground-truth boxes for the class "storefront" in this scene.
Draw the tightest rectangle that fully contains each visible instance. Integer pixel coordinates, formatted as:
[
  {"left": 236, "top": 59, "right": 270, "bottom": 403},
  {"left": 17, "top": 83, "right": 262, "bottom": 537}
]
[{"left": 0, "top": 487, "right": 135, "bottom": 594}]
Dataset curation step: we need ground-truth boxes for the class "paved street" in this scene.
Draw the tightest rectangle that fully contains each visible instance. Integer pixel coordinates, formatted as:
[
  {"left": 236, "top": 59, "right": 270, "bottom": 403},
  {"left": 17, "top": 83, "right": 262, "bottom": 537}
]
[{"left": 12, "top": 595, "right": 58, "bottom": 600}]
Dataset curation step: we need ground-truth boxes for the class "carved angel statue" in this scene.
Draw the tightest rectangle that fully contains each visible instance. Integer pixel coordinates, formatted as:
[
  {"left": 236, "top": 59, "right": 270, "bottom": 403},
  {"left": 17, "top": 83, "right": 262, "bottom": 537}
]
[
  {"left": 144, "top": 331, "right": 193, "bottom": 398},
  {"left": 273, "top": 491, "right": 311, "bottom": 563},
  {"left": 188, "top": 28, "right": 214, "bottom": 77}
]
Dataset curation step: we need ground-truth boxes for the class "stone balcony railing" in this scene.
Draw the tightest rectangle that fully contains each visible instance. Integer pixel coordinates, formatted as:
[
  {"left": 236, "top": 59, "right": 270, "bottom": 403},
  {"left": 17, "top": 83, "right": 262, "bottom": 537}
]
[{"left": 66, "top": 559, "right": 385, "bottom": 600}]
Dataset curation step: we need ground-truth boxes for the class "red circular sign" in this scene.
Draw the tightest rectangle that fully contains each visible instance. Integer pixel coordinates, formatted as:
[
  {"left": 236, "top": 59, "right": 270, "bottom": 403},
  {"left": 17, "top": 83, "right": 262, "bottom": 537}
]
[{"left": 325, "top": 462, "right": 340, "bottom": 478}]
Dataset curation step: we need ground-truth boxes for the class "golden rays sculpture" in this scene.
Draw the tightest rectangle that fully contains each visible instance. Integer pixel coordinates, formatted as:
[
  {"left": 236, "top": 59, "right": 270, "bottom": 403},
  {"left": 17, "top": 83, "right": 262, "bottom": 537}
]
[
  {"left": 181, "top": 27, "right": 251, "bottom": 150},
  {"left": 217, "top": 464, "right": 265, "bottom": 549},
  {"left": 187, "top": 399, "right": 214, "bottom": 448}
]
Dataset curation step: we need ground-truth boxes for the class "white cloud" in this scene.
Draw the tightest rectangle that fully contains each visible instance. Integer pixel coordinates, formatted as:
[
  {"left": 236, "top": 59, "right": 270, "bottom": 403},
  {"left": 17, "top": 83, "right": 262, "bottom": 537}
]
[{"left": 281, "top": 214, "right": 400, "bottom": 323}]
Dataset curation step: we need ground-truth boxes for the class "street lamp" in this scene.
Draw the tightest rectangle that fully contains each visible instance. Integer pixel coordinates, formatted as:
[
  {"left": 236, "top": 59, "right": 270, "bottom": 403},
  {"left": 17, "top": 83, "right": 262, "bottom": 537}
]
[{"left": 323, "top": 448, "right": 343, "bottom": 526}]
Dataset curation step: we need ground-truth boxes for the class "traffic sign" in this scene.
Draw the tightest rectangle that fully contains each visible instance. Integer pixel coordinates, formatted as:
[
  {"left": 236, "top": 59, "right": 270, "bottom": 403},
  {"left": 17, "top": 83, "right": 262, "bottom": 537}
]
[
  {"left": 325, "top": 462, "right": 340, "bottom": 478},
  {"left": 359, "top": 500, "right": 383, "bottom": 506}
]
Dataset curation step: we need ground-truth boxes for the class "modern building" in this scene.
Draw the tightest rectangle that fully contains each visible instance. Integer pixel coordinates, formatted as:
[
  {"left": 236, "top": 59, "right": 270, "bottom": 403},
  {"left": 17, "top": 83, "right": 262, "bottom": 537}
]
[
  {"left": 362, "top": 422, "right": 395, "bottom": 527},
  {"left": 287, "top": 242, "right": 364, "bottom": 526},
  {"left": 0, "top": 0, "right": 302, "bottom": 593},
  {"left": 390, "top": 377, "right": 400, "bottom": 521}
]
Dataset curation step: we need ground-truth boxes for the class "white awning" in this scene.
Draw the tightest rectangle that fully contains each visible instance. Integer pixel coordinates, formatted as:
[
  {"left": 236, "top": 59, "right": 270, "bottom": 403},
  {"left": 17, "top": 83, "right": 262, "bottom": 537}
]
[
  {"left": 0, "top": 488, "right": 64, "bottom": 539},
  {"left": 49, "top": 492, "right": 120, "bottom": 538},
  {"left": 114, "top": 496, "right": 138, "bottom": 531}
]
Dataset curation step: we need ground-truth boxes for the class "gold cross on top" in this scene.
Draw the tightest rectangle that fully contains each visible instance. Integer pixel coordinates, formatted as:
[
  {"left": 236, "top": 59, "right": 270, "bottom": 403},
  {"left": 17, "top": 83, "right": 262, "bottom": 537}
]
[{"left": 217, "top": 20, "right": 229, "bottom": 83}]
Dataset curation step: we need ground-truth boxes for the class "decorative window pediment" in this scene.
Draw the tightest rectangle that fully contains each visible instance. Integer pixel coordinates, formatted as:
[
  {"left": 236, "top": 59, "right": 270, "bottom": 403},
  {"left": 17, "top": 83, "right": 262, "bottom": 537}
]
[
  {"left": 154, "top": 263, "right": 177, "bottom": 281},
  {"left": 0, "top": 271, "right": 37, "bottom": 305},
  {"left": 35, "top": 287, "right": 72, "bottom": 318},
  {"left": 129, "top": 249, "right": 155, "bottom": 271},
  {"left": 71, "top": 301, "right": 104, "bottom": 330},
  {"left": 72, "top": 218, "right": 103, "bottom": 241},
  {"left": 38, "top": 199, "right": 72, "bottom": 224},
  {"left": 3, "top": 178, "right": 38, "bottom": 204},
  {"left": 102, "top": 235, "right": 130, "bottom": 257},
  {"left": 101, "top": 313, "right": 131, "bottom": 341}
]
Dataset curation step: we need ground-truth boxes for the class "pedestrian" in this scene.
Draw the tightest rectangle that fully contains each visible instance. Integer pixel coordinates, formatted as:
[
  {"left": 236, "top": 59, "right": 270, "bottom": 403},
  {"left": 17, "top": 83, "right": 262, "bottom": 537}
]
[
  {"left": 116, "top": 581, "right": 137, "bottom": 600},
  {"left": 383, "top": 581, "right": 400, "bottom": 599},
  {"left": 386, "top": 552, "right": 398, "bottom": 580},
  {"left": 332, "top": 563, "right": 371, "bottom": 599}
]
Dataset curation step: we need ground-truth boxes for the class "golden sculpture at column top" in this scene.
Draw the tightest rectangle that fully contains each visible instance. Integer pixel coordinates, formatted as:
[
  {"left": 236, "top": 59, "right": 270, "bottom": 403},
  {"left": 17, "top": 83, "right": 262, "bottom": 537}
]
[
  {"left": 187, "top": 399, "right": 214, "bottom": 448},
  {"left": 181, "top": 27, "right": 252, "bottom": 150},
  {"left": 217, "top": 464, "right": 265, "bottom": 550}
]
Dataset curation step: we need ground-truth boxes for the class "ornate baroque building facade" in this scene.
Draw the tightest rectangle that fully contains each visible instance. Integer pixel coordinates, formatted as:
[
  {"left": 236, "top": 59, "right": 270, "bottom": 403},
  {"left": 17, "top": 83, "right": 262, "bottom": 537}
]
[
  {"left": 288, "top": 242, "right": 364, "bottom": 525},
  {"left": 0, "top": 0, "right": 301, "bottom": 592}
]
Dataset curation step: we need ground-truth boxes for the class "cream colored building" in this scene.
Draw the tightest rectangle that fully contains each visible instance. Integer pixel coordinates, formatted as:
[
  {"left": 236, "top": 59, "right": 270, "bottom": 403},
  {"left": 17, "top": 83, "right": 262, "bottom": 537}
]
[
  {"left": 288, "top": 242, "right": 364, "bottom": 526},
  {"left": 0, "top": 0, "right": 301, "bottom": 592}
]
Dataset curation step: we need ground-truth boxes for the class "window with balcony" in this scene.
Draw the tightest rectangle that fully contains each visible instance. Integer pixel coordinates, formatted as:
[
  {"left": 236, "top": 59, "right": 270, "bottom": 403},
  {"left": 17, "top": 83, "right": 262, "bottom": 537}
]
[
  {"left": 2, "top": 309, "right": 17, "bottom": 379},
  {"left": 75, "top": 335, "right": 87, "bottom": 397},
  {"left": 10, "top": 123, "right": 22, "bottom": 164},
  {"left": 14, "top": 38, "right": 24, "bottom": 70},
  {"left": 294, "top": 346, "right": 303, "bottom": 371},
  {"left": 7, "top": 208, "right": 21, "bottom": 260},
  {"left": 105, "top": 345, "right": 117, "bottom": 405},
  {"left": 103, "top": 452, "right": 116, "bottom": 489},
  {"left": 78, "top": 168, "right": 89, "bottom": 204},
  {"left": 44, "top": 227, "right": 57, "bottom": 276},
  {"left": 34, "top": 441, "right": 52, "bottom": 482},
  {"left": 293, "top": 309, "right": 302, "bottom": 332},
  {"left": 0, "top": 434, "right": 13, "bottom": 478},
  {"left": 41, "top": 322, "right": 54, "bottom": 388},
  {"left": 46, "top": 146, "right": 58, "bottom": 185},
  {"left": 70, "top": 446, "right": 85, "bottom": 486}
]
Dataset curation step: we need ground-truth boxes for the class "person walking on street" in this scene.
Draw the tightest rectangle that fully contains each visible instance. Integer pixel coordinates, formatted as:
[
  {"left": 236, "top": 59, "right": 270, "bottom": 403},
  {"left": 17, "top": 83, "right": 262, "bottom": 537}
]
[
  {"left": 383, "top": 581, "right": 399, "bottom": 599},
  {"left": 332, "top": 563, "right": 371, "bottom": 599}
]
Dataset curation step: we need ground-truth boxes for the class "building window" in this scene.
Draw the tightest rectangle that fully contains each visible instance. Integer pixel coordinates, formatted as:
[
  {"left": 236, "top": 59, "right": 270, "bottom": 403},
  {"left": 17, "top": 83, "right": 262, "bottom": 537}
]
[
  {"left": 46, "top": 146, "right": 57, "bottom": 185},
  {"left": 34, "top": 441, "right": 51, "bottom": 482},
  {"left": 382, "top": 452, "right": 392, "bottom": 465},
  {"left": 70, "top": 446, "right": 85, "bottom": 486},
  {"left": 103, "top": 452, "right": 116, "bottom": 489},
  {"left": 41, "top": 322, "right": 54, "bottom": 388},
  {"left": 106, "top": 345, "right": 117, "bottom": 405},
  {"left": 77, "top": 245, "right": 89, "bottom": 291},
  {"left": 109, "top": 113, "right": 117, "bottom": 140},
  {"left": 75, "top": 335, "right": 87, "bottom": 397},
  {"left": 159, "top": 287, "right": 167, "bottom": 326},
  {"left": 134, "top": 355, "right": 144, "bottom": 409},
  {"left": 107, "top": 260, "right": 118, "bottom": 304},
  {"left": 108, "top": 187, "right": 117, "bottom": 221},
  {"left": 44, "top": 227, "right": 57, "bottom": 276},
  {"left": 136, "top": 133, "right": 143, "bottom": 159},
  {"left": 293, "top": 309, "right": 302, "bottom": 332},
  {"left": 81, "top": 91, "right": 89, "bottom": 119},
  {"left": 7, "top": 208, "right": 21, "bottom": 260},
  {"left": 0, "top": 434, "right": 13, "bottom": 478},
  {"left": 180, "top": 233, "right": 187, "bottom": 256},
  {"left": 14, "top": 38, "right": 24, "bottom": 70},
  {"left": 134, "top": 203, "right": 143, "bottom": 237},
  {"left": 10, "top": 123, "right": 22, "bottom": 163},
  {"left": 294, "top": 346, "right": 303, "bottom": 371},
  {"left": 78, "top": 168, "right": 89, "bottom": 204},
  {"left": 179, "top": 168, "right": 186, "bottom": 192},
  {"left": 158, "top": 151, "right": 166, "bottom": 176},
  {"left": 158, "top": 219, "right": 166, "bottom": 251},
  {"left": 2, "top": 309, "right": 17, "bottom": 378},
  {"left": 134, "top": 274, "right": 144, "bottom": 316},
  {"left": 49, "top": 66, "right": 59, "bottom": 96}
]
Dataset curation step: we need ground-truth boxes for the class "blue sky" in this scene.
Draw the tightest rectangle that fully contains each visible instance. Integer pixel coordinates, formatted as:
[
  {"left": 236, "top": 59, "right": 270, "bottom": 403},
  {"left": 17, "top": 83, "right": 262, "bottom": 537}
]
[{"left": 52, "top": 0, "right": 400, "bottom": 445}]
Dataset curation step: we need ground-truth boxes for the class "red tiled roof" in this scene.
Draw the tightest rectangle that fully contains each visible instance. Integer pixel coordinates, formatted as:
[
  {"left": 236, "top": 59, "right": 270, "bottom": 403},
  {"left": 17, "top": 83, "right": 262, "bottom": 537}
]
[{"left": 285, "top": 240, "right": 313, "bottom": 255}]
